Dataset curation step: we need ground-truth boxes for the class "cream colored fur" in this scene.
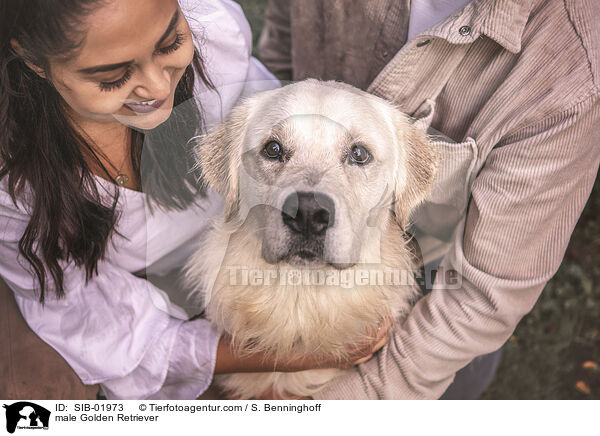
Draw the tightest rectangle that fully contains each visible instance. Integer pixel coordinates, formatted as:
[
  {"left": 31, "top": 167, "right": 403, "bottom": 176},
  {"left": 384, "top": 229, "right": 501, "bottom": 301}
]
[{"left": 186, "top": 80, "right": 436, "bottom": 399}]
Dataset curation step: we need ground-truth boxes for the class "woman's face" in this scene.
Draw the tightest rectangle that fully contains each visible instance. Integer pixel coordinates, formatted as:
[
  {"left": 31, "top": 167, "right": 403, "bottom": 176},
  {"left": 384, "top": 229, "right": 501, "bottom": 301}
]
[{"left": 46, "top": 0, "right": 195, "bottom": 130}]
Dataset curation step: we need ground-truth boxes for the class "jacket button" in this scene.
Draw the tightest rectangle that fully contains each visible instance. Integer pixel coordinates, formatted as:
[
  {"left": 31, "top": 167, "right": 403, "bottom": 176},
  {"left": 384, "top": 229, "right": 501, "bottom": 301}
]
[{"left": 459, "top": 25, "right": 471, "bottom": 36}]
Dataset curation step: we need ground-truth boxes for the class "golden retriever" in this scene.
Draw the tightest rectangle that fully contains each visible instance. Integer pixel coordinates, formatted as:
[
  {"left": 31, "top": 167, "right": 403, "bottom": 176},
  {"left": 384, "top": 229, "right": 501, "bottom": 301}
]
[{"left": 186, "top": 79, "right": 437, "bottom": 399}]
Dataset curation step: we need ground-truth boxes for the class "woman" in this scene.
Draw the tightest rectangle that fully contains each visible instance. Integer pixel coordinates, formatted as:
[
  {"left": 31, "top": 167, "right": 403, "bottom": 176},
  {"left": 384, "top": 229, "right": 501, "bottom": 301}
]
[{"left": 0, "top": 0, "right": 387, "bottom": 399}]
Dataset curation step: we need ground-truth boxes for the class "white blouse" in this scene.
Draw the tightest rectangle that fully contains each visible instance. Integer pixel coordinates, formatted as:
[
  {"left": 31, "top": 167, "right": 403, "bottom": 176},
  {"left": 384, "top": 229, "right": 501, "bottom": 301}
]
[
  {"left": 407, "top": 0, "right": 473, "bottom": 41},
  {"left": 0, "top": 0, "right": 279, "bottom": 399}
]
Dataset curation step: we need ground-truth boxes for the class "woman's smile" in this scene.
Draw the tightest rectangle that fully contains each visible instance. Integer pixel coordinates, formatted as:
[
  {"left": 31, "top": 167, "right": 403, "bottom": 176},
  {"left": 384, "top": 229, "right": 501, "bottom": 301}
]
[
  {"left": 123, "top": 98, "right": 166, "bottom": 114},
  {"left": 43, "top": 0, "right": 195, "bottom": 130}
]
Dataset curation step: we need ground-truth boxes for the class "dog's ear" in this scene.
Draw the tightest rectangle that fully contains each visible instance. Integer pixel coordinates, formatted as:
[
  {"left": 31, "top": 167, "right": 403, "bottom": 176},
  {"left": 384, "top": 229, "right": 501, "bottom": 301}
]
[
  {"left": 392, "top": 113, "right": 438, "bottom": 229},
  {"left": 194, "top": 99, "right": 253, "bottom": 222}
]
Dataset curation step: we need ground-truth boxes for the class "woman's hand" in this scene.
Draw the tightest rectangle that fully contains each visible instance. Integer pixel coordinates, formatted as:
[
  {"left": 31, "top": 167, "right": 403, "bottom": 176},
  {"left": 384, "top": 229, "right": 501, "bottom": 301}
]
[{"left": 214, "top": 318, "right": 393, "bottom": 374}]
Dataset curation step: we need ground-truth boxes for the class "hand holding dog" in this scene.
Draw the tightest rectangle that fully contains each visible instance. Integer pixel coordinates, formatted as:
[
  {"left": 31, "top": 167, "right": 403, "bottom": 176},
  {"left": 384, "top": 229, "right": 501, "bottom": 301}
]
[
  {"left": 252, "top": 318, "right": 393, "bottom": 400},
  {"left": 214, "top": 318, "right": 392, "bottom": 375}
]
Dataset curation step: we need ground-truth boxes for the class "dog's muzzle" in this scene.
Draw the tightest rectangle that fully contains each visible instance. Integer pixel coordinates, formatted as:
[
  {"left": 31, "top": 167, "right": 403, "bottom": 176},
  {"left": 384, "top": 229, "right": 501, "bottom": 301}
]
[
  {"left": 275, "top": 191, "right": 334, "bottom": 264},
  {"left": 281, "top": 191, "right": 335, "bottom": 236}
]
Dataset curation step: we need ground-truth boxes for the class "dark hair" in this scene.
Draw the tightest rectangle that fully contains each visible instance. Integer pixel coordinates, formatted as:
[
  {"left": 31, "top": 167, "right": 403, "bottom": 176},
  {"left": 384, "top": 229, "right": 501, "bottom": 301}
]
[{"left": 0, "top": 0, "right": 214, "bottom": 302}]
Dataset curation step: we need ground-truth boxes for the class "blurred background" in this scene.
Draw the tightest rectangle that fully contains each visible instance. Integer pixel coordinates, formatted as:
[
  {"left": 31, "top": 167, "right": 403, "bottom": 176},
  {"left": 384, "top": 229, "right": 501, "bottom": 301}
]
[{"left": 236, "top": 0, "right": 600, "bottom": 399}]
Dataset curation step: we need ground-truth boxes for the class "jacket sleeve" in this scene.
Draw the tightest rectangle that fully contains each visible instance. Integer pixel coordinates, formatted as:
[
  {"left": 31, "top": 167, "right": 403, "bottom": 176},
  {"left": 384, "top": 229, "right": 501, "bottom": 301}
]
[
  {"left": 312, "top": 93, "right": 600, "bottom": 399},
  {"left": 258, "top": 0, "right": 293, "bottom": 81},
  {"left": 0, "top": 191, "right": 221, "bottom": 400}
]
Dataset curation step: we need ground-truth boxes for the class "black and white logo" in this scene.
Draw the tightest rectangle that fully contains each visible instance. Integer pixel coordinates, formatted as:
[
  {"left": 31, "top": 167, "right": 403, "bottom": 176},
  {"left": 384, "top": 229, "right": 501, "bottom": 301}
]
[{"left": 3, "top": 402, "right": 50, "bottom": 434}]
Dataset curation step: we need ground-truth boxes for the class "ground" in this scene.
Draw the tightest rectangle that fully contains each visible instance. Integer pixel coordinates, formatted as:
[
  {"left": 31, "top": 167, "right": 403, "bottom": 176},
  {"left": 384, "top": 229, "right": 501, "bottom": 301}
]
[{"left": 236, "top": 0, "right": 600, "bottom": 399}]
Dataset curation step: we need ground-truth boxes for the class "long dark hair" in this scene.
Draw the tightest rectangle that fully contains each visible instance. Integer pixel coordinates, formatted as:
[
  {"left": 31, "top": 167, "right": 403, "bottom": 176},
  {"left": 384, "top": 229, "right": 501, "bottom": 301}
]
[{"left": 0, "top": 0, "right": 214, "bottom": 302}]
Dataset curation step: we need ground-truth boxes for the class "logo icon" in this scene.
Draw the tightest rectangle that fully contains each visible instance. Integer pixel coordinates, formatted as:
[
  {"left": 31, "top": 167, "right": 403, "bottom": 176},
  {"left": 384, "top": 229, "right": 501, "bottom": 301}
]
[{"left": 3, "top": 402, "right": 50, "bottom": 434}]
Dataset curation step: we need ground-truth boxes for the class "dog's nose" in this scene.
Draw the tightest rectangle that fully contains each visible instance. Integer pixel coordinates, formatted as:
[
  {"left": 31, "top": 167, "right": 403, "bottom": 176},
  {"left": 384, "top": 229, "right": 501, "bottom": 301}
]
[{"left": 282, "top": 191, "right": 335, "bottom": 235}]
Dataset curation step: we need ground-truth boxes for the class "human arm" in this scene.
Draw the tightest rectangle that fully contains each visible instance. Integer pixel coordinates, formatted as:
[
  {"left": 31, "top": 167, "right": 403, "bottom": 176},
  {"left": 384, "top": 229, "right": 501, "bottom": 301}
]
[
  {"left": 0, "top": 186, "right": 390, "bottom": 400},
  {"left": 2, "top": 237, "right": 388, "bottom": 401},
  {"left": 311, "top": 93, "right": 600, "bottom": 399},
  {"left": 214, "top": 317, "right": 391, "bottom": 375},
  {"left": 0, "top": 230, "right": 217, "bottom": 400}
]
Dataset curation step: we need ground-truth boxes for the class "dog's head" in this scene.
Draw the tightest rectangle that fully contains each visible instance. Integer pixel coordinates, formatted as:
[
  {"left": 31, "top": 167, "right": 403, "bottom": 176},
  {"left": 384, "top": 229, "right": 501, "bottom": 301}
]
[{"left": 195, "top": 79, "right": 436, "bottom": 268}]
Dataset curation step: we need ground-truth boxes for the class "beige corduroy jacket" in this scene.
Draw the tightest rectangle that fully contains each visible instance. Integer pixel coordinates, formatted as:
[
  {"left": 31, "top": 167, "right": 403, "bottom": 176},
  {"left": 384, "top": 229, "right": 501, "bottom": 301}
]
[{"left": 259, "top": 0, "right": 600, "bottom": 399}]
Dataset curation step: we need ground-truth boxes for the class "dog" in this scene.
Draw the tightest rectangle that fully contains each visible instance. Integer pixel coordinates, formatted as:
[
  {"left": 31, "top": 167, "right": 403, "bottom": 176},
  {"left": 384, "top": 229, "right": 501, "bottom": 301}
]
[{"left": 186, "top": 79, "right": 437, "bottom": 399}]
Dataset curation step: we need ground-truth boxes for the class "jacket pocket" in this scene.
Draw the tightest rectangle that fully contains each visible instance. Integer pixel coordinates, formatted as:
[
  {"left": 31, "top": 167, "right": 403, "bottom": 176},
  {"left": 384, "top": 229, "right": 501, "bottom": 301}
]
[{"left": 408, "top": 100, "right": 478, "bottom": 264}]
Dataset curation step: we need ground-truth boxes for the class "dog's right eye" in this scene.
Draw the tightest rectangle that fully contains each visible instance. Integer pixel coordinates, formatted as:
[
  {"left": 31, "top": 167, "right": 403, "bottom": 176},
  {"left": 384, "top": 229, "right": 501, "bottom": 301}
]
[
  {"left": 263, "top": 141, "right": 283, "bottom": 159},
  {"left": 348, "top": 144, "right": 372, "bottom": 165}
]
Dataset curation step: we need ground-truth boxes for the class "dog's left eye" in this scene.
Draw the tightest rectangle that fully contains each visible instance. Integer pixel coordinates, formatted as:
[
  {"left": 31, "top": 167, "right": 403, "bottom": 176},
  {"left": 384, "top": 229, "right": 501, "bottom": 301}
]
[
  {"left": 349, "top": 144, "right": 372, "bottom": 165},
  {"left": 263, "top": 141, "right": 283, "bottom": 159}
]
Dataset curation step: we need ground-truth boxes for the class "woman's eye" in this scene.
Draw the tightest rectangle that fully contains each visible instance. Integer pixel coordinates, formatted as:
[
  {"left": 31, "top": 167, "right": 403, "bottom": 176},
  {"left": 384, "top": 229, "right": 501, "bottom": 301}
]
[
  {"left": 98, "top": 68, "right": 133, "bottom": 92},
  {"left": 96, "top": 32, "right": 185, "bottom": 92},
  {"left": 263, "top": 141, "right": 283, "bottom": 159},
  {"left": 157, "top": 32, "right": 185, "bottom": 55},
  {"left": 348, "top": 144, "right": 372, "bottom": 165}
]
